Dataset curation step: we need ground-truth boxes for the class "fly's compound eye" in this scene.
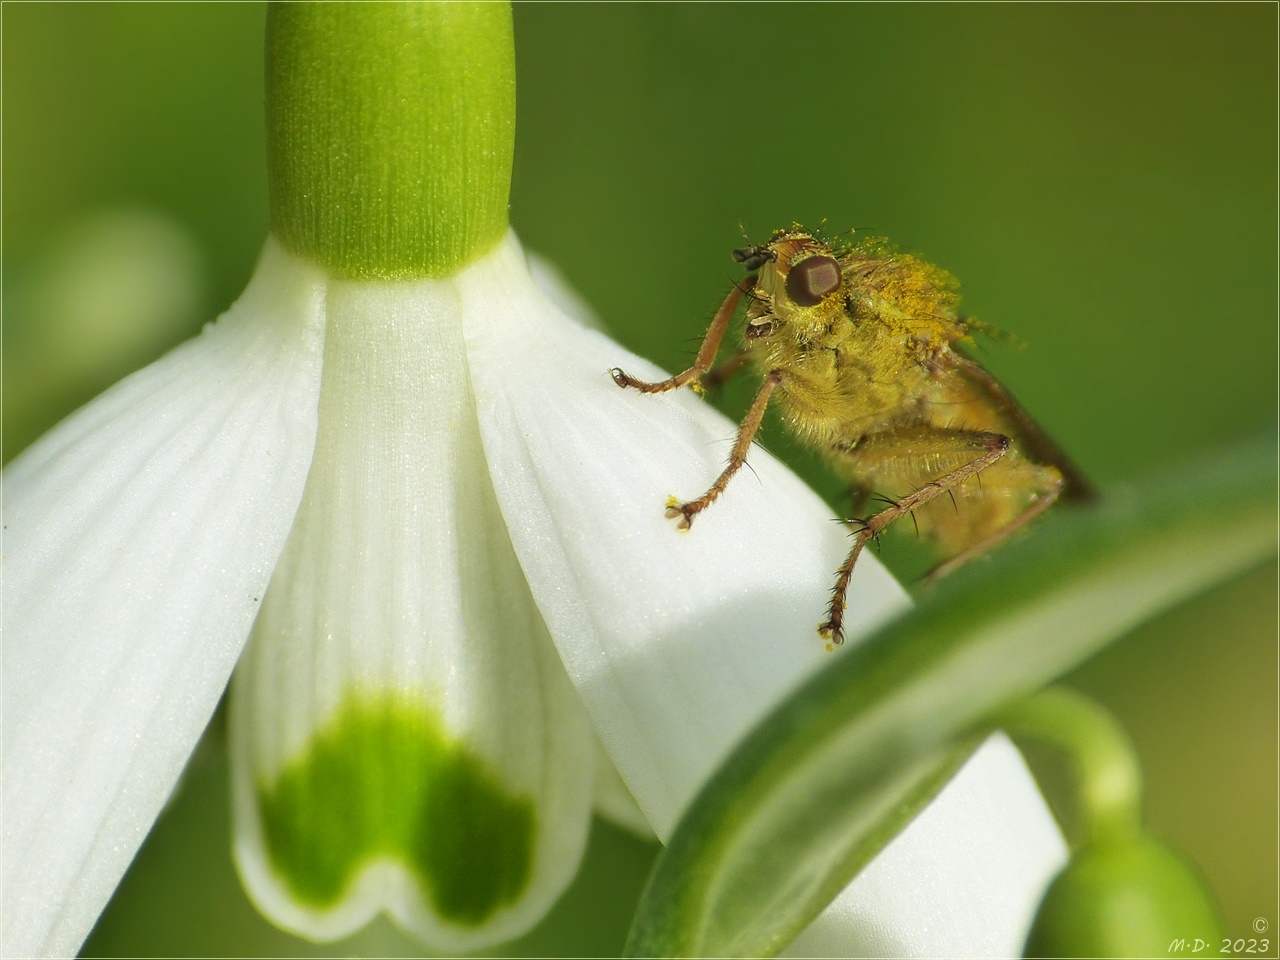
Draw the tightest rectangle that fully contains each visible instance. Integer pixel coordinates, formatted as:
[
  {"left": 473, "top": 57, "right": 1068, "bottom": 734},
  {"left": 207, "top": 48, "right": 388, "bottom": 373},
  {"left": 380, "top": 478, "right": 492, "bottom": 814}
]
[
  {"left": 785, "top": 255, "right": 843, "bottom": 306},
  {"left": 732, "top": 245, "right": 774, "bottom": 272}
]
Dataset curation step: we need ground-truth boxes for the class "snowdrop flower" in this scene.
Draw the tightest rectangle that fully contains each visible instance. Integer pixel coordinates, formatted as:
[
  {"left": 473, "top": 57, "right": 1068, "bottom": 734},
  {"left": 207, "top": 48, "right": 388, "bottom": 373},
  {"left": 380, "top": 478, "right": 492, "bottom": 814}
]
[{"left": 2, "top": 5, "right": 1064, "bottom": 958}]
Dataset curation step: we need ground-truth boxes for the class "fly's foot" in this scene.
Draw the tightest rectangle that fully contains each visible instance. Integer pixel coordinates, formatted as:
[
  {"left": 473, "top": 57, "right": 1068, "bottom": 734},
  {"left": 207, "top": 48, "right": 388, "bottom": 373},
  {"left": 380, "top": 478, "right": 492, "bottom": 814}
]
[
  {"left": 612, "top": 367, "right": 692, "bottom": 394},
  {"left": 611, "top": 367, "right": 639, "bottom": 389},
  {"left": 818, "top": 618, "right": 845, "bottom": 647},
  {"left": 664, "top": 495, "right": 697, "bottom": 531}
]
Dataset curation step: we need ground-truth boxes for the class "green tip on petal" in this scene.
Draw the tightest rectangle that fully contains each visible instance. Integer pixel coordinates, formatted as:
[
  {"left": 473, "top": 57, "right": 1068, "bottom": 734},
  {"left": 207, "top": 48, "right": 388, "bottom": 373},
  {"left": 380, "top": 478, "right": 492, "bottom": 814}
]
[
  {"left": 257, "top": 696, "right": 535, "bottom": 925},
  {"left": 266, "top": 1, "right": 515, "bottom": 279}
]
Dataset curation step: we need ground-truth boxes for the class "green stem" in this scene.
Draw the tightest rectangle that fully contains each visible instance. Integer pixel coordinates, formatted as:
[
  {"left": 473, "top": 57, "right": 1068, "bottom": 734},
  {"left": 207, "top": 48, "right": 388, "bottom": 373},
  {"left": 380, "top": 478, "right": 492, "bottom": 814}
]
[
  {"left": 994, "top": 686, "right": 1143, "bottom": 849},
  {"left": 266, "top": 1, "right": 515, "bottom": 279}
]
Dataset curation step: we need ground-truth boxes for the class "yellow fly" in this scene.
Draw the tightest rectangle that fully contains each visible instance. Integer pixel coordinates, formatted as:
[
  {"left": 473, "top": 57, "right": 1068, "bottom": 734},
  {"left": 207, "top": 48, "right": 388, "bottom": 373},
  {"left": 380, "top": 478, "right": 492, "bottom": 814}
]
[{"left": 611, "top": 225, "right": 1094, "bottom": 645}]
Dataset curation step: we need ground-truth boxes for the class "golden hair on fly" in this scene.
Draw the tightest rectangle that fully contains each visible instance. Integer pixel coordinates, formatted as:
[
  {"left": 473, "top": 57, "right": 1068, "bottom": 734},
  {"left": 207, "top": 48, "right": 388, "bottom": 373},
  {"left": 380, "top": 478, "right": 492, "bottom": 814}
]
[{"left": 611, "top": 224, "right": 1094, "bottom": 646}]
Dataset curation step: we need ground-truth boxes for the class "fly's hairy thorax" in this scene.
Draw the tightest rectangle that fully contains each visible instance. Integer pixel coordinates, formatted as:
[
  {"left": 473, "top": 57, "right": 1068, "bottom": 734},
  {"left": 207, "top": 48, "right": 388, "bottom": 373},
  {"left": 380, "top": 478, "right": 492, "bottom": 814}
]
[
  {"left": 745, "top": 319, "right": 933, "bottom": 447},
  {"left": 742, "top": 246, "right": 967, "bottom": 449}
]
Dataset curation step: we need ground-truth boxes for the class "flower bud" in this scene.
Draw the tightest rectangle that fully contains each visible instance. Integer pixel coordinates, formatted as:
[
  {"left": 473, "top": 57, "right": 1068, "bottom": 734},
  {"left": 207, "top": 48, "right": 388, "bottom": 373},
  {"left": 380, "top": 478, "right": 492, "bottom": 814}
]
[{"left": 1024, "top": 834, "right": 1223, "bottom": 958}]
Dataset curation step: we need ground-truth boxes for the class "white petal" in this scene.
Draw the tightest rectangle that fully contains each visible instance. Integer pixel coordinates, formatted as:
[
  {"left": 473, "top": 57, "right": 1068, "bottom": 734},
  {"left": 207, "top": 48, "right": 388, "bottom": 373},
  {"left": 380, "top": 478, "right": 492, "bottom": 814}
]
[
  {"left": 1, "top": 239, "right": 327, "bottom": 959},
  {"left": 591, "top": 737, "right": 653, "bottom": 839},
  {"left": 464, "top": 235, "right": 907, "bottom": 832},
  {"left": 464, "top": 234, "right": 1066, "bottom": 956},
  {"left": 229, "top": 259, "right": 595, "bottom": 951},
  {"left": 525, "top": 251, "right": 602, "bottom": 332},
  {"left": 784, "top": 735, "right": 1066, "bottom": 958},
  {"left": 502, "top": 251, "right": 657, "bottom": 836}
]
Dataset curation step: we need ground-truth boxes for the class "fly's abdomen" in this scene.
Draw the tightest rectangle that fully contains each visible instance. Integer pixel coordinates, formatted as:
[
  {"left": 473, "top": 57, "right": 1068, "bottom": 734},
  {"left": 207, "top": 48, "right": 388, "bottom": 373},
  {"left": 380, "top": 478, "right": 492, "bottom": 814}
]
[
  {"left": 914, "top": 454, "right": 1062, "bottom": 554},
  {"left": 830, "top": 425, "right": 1062, "bottom": 553}
]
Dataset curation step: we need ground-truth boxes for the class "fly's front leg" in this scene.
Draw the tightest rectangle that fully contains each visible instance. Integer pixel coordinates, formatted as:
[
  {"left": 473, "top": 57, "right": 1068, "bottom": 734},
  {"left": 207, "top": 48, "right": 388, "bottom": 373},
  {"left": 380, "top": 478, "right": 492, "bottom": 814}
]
[
  {"left": 820, "top": 430, "right": 1011, "bottom": 645},
  {"left": 666, "top": 370, "right": 782, "bottom": 530},
  {"left": 610, "top": 276, "right": 755, "bottom": 394}
]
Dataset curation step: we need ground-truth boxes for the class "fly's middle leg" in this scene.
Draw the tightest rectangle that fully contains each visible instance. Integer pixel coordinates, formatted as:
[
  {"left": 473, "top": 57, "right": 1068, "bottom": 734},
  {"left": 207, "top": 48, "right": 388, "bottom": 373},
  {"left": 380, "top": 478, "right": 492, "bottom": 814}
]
[{"left": 666, "top": 370, "right": 782, "bottom": 530}]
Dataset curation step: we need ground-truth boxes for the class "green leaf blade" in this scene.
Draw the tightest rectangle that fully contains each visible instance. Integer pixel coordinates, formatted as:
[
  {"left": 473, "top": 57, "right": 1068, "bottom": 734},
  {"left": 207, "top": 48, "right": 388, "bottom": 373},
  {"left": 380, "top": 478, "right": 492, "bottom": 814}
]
[{"left": 625, "top": 437, "right": 1278, "bottom": 958}]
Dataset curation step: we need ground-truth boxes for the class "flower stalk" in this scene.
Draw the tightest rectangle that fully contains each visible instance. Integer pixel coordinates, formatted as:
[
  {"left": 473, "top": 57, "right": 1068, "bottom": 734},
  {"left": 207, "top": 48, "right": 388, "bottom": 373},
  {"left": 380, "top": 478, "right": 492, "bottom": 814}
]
[
  {"left": 995, "top": 685, "right": 1144, "bottom": 849},
  {"left": 1002, "top": 689, "right": 1227, "bottom": 956}
]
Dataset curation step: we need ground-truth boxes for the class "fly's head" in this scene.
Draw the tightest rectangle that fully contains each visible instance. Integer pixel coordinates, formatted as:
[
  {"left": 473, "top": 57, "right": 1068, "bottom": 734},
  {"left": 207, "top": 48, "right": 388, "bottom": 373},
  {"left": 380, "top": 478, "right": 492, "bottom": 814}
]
[{"left": 733, "top": 227, "right": 846, "bottom": 339}]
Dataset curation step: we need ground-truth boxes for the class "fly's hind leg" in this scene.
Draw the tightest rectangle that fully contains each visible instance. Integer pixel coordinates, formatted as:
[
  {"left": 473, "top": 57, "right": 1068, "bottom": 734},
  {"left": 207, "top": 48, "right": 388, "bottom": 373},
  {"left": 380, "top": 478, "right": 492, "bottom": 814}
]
[
  {"left": 610, "top": 277, "right": 755, "bottom": 394},
  {"left": 665, "top": 370, "right": 783, "bottom": 530},
  {"left": 922, "top": 464, "right": 1065, "bottom": 583},
  {"left": 820, "top": 428, "right": 1011, "bottom": 645}
]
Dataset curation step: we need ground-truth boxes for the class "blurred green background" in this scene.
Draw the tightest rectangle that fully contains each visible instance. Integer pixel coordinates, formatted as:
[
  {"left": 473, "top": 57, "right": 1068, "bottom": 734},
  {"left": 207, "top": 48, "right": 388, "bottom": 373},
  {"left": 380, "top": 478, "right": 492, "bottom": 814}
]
[{"left": 4, "top": 4, "right": 1276, "bottom": 956}]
